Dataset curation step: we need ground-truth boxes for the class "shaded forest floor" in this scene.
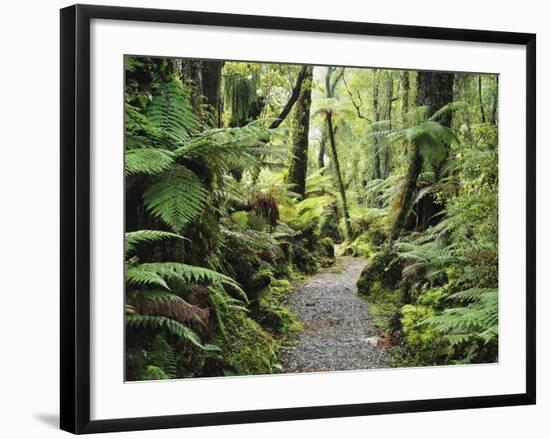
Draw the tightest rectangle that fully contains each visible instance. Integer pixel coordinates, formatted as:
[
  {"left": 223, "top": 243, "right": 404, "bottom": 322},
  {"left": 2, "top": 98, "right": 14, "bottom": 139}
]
[{"left": 280, "top": 253, "right": 387, "bottom": 373}]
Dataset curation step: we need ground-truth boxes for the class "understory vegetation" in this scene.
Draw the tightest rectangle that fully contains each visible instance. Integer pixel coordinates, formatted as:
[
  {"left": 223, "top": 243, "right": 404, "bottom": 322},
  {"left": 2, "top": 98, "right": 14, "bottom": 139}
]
[{"left": 125, "top": 56, "right": 499, "bottom": 380}]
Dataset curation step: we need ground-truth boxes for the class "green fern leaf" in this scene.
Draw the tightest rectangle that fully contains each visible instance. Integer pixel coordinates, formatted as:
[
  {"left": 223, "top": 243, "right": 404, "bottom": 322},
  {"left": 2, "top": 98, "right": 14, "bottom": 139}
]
[
  {"left": 125, "top": 148, "right": 175, "bottom": 176},
  {"left": 126, "top": 315, "right": 203, "bottom": 348},
  {"left": 146, "top": 78, "right": 198, "bottom": 143},
  {"left": 143, "top": 165, "right": 208, "bottom": 232},
  {"left": 126, "top": 262, "right": 247, "bottom": 302},
  {"left": 126, "top": 264, "right": 170, "bottom": 290},
  {"left": 125, "top": 230, "right": 185, "bottom": 256}
]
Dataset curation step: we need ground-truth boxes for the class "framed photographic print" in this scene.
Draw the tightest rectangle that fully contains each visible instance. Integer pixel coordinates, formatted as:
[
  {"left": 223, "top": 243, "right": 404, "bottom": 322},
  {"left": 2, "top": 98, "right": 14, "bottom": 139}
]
[{"left": 60, "top": 4, "right": 536, "bottom": 434}]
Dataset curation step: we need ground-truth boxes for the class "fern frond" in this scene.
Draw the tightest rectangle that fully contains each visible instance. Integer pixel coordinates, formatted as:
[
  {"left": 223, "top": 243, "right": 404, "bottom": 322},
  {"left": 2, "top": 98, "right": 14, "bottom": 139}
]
[
  {"left": 423, "top": 288, "right": 498, "bottom": 345},
  {"left": 125, "top": 230, "right": 185, "bottom": 256},
  {"left": 143, "top": 165, "right": 209, "bottom": 232},
  {"left": 305, "top": 169, "right": 335, "bottom": 196},
  {"left": 126, "top": 315, "right": 203, "bottom": 348},
  {"left": 271, "top": 222, "right": 301, "bottom": 240},
  {"left": 126, "top": 262, "right": 247, "bottom": 302},
  {"left": 420, "top": 121, "right": 459, "bottom": 146},
  {"left": 406, "top": 106, "right": 430, "bottom": 126},
  {"left": 125, "top": 148, "right": 175, "bottom": 176},
  {"left": 429, "top": 101, "right": 467, "bottom": 123},
  {"left": 126, "top": 264, "right": 170, "bottom": 290},
  {"left": 220, "top": 224, "right": 283, "bottom": 260},
  {"left": 146, "top": 77, "right": 198, "bottom": 143},
  {"left": 135, "top": 290, "right": 210, "bottom": 325},
  {"left": 447, "top": 288, "right": 492, "bottom": 303}
]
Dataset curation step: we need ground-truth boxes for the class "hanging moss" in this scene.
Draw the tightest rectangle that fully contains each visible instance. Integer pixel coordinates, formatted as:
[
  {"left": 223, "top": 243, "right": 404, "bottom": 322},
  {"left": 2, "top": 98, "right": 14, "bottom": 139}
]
[{"left": 224, "top": 70, "right": 262, "bottom": 127}]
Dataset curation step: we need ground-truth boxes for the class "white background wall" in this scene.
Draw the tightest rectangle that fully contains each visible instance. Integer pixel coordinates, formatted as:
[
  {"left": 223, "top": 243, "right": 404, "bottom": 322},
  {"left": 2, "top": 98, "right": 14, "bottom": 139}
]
[{"left": 0, "top": 0, "right": 546, "bottom": 437}]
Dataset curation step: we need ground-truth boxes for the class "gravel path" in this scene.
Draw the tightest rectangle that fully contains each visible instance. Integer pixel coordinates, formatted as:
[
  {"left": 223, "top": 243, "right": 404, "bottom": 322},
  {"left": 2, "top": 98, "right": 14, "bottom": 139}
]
[{"left": 280, "top": 255, "right": 386, "bottom": 373}]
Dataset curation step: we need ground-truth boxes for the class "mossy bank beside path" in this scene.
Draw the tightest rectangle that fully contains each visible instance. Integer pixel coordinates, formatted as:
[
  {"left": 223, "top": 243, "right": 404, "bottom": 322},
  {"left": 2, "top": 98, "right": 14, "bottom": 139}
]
[{"left": 280, "top": 255, "right": 386, "bottom": 372}]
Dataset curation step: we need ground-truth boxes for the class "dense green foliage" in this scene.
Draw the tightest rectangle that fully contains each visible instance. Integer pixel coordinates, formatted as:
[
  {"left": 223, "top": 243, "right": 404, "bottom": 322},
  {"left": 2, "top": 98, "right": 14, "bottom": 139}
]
[
  {"left": 125, "top": 57, "right": 334, "bottom": 380},
  {"left": 125, "top": 56, "right": 499, "bottom": 379}
]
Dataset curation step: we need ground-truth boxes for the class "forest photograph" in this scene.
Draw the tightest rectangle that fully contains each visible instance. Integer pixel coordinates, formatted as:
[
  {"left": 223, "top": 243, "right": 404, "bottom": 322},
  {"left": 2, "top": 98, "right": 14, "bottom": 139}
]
[{"left": 124, "top": 56, "right": 499, "bottom": 381}]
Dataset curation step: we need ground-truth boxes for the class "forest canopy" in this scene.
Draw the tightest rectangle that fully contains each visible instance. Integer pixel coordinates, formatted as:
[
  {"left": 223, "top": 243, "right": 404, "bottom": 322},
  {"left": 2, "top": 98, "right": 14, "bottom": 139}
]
[{"left": 125, "top": 56, "right": 499, "bottom": 380}]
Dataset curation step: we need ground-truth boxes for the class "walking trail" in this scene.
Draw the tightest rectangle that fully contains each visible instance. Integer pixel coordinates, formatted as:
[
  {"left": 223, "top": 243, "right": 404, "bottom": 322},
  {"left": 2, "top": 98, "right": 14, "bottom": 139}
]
[{"left": 280, "top": 255, "right": 386, "bottom": 373}]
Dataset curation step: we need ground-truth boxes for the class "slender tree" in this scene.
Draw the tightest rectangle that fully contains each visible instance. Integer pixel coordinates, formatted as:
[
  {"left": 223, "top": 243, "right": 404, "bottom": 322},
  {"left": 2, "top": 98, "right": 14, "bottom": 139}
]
[
  {"left": 326, "top": 111, "right": 353, "bottom": 240},
  {"left": 382, "top": 71, "right": 395, "bottom": 178},
  {"left": 318, "top": 67, "right": 344, "bottom": 169},
  {"left": 478, "top": 74, "right": 486, "bottom": 123},
  {"left": 372, "top": 70, "right": 382, "bottom": 180},
  {"left": 399, "top": 70, "right": 411, "bottom": 158}
]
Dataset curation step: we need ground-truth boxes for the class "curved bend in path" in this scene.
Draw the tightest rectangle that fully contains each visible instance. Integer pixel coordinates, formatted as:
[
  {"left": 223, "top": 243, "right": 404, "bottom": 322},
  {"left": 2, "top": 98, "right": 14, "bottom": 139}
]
[{"left": 280, "top": 255, "right": 386, "bottom": 373}]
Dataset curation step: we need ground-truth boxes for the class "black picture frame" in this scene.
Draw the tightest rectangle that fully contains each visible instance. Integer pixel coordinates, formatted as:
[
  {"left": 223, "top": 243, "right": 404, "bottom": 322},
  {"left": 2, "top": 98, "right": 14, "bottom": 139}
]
[{"left": 60, "top": 4, "right": 536, "bottom": 434}]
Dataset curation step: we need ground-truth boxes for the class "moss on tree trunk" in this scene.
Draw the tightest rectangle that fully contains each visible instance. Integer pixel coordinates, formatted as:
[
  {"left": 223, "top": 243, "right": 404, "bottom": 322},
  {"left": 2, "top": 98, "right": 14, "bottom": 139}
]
[
  {"left": 287, "top": 66, "right": 313, "bottom": 198},
  {"left": 391, "top": 71, "right": 454, "bottom": 240}
]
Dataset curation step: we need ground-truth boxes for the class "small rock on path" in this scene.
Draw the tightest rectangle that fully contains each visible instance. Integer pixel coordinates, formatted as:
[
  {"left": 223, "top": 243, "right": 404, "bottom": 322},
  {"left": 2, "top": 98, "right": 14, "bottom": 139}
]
[{"left": 280, "top": 255, "right": 386, "bottom": 373}]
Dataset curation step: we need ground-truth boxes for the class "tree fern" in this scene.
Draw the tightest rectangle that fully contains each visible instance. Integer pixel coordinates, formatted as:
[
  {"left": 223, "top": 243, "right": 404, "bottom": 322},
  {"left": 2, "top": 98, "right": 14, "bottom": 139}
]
[
  {"left": 371, "top": 107, "right": 459, "bottom": 171},
  {"left": 405, "top": 122, "right": 458, "bottom": 168},
  {"left": 126, "top": 77, "right": 280, "bottom": 238}
]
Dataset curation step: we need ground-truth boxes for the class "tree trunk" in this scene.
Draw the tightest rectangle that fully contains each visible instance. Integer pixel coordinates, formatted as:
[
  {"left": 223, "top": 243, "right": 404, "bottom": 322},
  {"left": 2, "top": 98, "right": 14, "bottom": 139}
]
[
  {"left": 490, "top": 76, "right": 499, "bottom": 126},
  {"left": 372, "top": 70, "right": 382, "bottom": 180},
  {"left": 326, "top": 112, "right": 353, "bottom": 240},
  {"left": 318, "top": 67, "right": 344, "bottom": 171},
  {"left": 478, "top": 75, "right": 486, "bottom": 124},
  {"left": 415, "top": 71, "right": 454, "bottom": 127},
  {"left": 391, "top": 71, "right": 454, "bottom": 239},
  {"left": 201, "top": 60, "right": 224, "bottom": 127},
  {"left": 400, "top": 70, "right": 410, "bottom": 124},
  {"left": 270, "top": 65, "right": 309, "bottom": 129},
  {"left": 391, "top": 146, "right": 422, "bottom": 240},
  {"left": 417, "top": 72, "right": 454, "bottom": 230},
  {"left": 179, "top": 60, "right": 203, "bottom": 112},
  {"left": 318, "top": 125, "right": 327, "bottom": 169},
  {"left": 399, "top": 70, "right": 410, "bottom": 157},
  {"left": 383, "top": 72, "right": 394, "bottom": 178},
  {"left": 287, "top": 66, "right": 313, "bottom": 198}
]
